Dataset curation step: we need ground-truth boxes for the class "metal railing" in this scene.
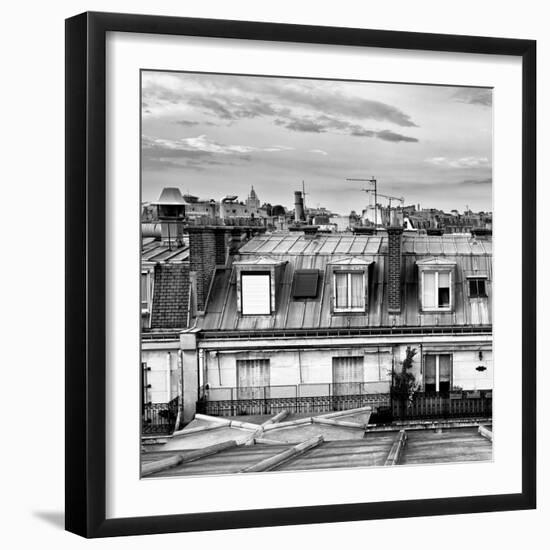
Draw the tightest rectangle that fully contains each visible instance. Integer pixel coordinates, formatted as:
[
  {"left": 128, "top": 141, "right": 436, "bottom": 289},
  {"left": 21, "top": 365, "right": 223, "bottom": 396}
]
[
  {"left": 142, "top": 396, "right": 180, "bottom": 435},
  {"left": 198, "top": 384, "right": 492, "bottom": 420}
]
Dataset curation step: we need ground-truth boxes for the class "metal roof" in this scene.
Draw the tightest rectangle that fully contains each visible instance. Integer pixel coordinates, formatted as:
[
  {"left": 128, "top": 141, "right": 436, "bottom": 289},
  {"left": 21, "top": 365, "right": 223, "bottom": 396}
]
[
  {"left": 142, "top": 238, "right": 189, "bottom": 263},
  {"left": 199, "top": 232, "right": 492, "bottom": 331},
  {"left": 141, "top": 411, "right": 491, "bottom": 477}
]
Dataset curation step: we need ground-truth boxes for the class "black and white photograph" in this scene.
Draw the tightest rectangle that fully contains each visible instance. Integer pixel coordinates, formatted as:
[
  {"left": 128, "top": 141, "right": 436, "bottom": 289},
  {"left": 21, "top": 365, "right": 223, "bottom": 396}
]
[{"left": 139, "top": 71, "right": 494, "bottom": 477}]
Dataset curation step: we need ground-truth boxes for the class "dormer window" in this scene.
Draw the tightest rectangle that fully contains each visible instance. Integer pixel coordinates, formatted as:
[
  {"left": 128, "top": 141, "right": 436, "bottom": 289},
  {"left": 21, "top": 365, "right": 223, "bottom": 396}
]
[
  {"left": 329, "top": 257, "right": 372, "bottom": 314},
  {"left": 422, "top": 271, "right": 451, "bottom": 310},
  {"left": 334, "top": 272, "right": 365, "bottom": 312},
  {"left": 417, "top": 258, "right": 456, "bottom": 312},
  {"left": 468, "top": 277, "right": 487, "bottom": 298},
  {"left": 234, "top": 257, "right": 286, "bottom": 316},
  {"left": 141, "top": 269, "right": 153, "bottom": 328},
  {"left": 241, "top": 272, "right": 271, "bottom": 315}
]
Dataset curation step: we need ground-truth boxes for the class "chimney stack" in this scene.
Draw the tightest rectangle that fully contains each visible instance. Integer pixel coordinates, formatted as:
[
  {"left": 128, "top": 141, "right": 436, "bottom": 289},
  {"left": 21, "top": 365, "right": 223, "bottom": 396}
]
[
  {"left": 294, "top": 191, "right": 305, "bottom": 223},
  {"left": 387, "top": 225, "right": 403, "bottom": 313}
]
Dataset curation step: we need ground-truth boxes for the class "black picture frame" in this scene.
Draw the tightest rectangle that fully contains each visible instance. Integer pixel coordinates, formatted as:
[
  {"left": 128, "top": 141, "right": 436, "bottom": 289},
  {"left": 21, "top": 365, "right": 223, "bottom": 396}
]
[{"left": 65, "top": 11, "right": 536, "bottom": 538}]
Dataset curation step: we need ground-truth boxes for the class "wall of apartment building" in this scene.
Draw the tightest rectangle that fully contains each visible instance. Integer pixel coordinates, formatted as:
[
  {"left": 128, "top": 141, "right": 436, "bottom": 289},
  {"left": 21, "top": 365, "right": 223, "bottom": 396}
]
[
  {"left": 141, "top": 348, "right": 181, "bottom": 404},
  {"left": 202, "top": 341, "right": 492, "bottom": 396}
]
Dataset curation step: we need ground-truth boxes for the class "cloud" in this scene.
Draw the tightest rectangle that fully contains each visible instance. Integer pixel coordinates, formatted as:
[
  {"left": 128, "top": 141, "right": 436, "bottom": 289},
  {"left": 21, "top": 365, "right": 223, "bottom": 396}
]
[
  {"left": 274, "top": 113, "right": 418, "bottom": 142},
  {"left": 175, "top": 120, "right": 200, "bottom": 127},
  {"left": 460, "top": 177, "right": 492, "bottom": 185},
  {"left": 452, "top": 88, "right": 492, "bottom": 107},
  {"left": 142, "top": 134, "right": 293, "bottom": 171},
  {"left": 142, "top": 73, "right": 418, "bottom": 129},
  {"left": 308, "top": 149, "right": 328, "bottom": 155},
  {"left": 425, "top": 156, "right": 490, "bottom": 168}
]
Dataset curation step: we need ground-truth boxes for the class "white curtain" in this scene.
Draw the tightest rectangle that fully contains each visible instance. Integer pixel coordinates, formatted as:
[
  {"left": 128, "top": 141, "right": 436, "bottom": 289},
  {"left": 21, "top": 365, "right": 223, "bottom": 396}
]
[
  {"left": 423, "top": 272, "right": 436, "bottom": 308},
  {"left": 350, "top": 273, "right": 364, "bottom": 308},
  {"left": 335, "top": 272, "right": 348, "bottom": 308}
]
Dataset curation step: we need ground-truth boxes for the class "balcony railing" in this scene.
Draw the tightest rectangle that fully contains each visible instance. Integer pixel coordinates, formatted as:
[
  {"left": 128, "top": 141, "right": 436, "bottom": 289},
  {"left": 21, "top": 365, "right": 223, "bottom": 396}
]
[
  {"left": 197, "top": 384, "right": 492, "bottom": 420},
  {"left": 142, "top": 396, "right": 180, "bottom": 435}
]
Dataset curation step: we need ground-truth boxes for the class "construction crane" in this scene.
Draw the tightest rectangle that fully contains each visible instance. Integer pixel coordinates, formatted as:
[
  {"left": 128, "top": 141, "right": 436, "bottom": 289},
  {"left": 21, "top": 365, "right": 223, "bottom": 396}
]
[
  {"left": 346, "top": 177, "right": 378, "bottom": 225},
  {"left": 346, "top": 177, "right": 404, "bottom": 226},
  {"left": 363, "top": 190, "right": 404, "bottom": 209}
]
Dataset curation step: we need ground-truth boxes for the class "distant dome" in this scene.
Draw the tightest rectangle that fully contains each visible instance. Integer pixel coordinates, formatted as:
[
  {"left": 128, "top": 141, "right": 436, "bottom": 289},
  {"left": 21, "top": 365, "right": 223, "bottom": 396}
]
[
  {"left": 249, "top": 185, "right": 258, "bottom": 199},
  {"left": 272, "top": 204, "right": 286, "bottom": 216}
]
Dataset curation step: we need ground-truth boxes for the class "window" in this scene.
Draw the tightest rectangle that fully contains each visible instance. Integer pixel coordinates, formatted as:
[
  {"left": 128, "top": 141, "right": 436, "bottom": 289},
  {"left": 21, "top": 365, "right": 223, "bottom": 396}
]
[
  {"left": 293, "top": 269, "right": 319, "bottom": 298},
  {"left": 469, "top": 277, "right": 487, "bottom": 298},
  {"left": 422, "top": 270, "right": 451, "bottom": 310},
  {"left": 332, "top": 356, "right": 364, "bottom": 396},
  {"left": 141, "top": 271, "right": 151, "bottom": 313},
  {"left": 333, "top": 271, "right": 365, "bottom": 312},
  {"left": 237, "top": 359, "right": 270, "bottom": 399},
  {"left": 241, "top": 272, "right": 271, "bottom": 315},
  {"left": 424, "top": 354, "right": 452, "bottom": 393}
]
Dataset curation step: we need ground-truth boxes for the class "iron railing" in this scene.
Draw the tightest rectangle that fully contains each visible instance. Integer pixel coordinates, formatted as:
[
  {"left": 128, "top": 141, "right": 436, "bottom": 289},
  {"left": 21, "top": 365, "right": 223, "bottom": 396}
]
[
  {"left": 142, "top": 396, "right": 180, "bottom": 434},
  {"left": 198, "top": 385, "right": 492, "bottom": 420}
]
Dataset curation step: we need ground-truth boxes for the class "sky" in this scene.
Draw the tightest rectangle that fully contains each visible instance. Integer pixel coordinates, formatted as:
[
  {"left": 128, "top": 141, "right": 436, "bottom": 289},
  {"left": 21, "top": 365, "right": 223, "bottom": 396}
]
[{"left": 141, "top": 71, "right": 492, "bottom": 214}]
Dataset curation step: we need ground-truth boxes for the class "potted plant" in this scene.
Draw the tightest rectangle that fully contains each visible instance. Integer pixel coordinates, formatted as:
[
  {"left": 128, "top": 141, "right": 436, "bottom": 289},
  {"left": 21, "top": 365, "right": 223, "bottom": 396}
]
[{"left": 450, "top": 385, "right": 463, "bottom": 399}]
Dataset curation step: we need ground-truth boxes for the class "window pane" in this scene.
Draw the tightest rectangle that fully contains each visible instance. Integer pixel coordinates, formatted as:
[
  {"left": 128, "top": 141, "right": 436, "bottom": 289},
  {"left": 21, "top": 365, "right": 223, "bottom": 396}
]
[
  {"left": 438, "top": 287, "right": 450, "bottom": 307},
  {"left": 438, "top": 272, "right": 450, "bottom": 288},
  {"left": 423, "top": 272, "right": 436, "bottom": 308},
  {"left": 141, "top": 273, "right": 148, "bottom": 308},
  {"left": 439, "top": 354, "right": 451, "bottom": 393},
  {"left": 424, "top": 355, "right": 436, "bottom": 384},
  {"left": 478, "top": 279, "right": 486, "bottom": 296},
  {"left": 439, "top": 354, "right": 451, "bottom": 381},
  {"left": 335, "top": 272, "right": 348, "bottom": 308},
  {"left": 241, "top": 273, "right": 271, "bottom": 315},
  {"left": 350, "top": 273, "right": 364, "bottom": 308},
  {"left": 424, "top": 355, "right": 436, "bottom": 392},
  {"left": 469, "top": 278, "right": 486, "bottom": 298}
]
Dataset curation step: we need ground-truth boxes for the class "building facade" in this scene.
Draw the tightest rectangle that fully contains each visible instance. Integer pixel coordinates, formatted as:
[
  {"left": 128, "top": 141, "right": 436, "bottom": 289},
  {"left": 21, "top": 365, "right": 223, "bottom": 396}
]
[{"left": 141, "top": 220, "right": 493, "bottom": 424}]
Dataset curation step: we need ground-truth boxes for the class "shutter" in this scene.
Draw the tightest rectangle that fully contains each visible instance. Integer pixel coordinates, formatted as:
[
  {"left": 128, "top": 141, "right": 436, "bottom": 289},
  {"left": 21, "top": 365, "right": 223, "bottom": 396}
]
[
  {"left": 423, "top": 272, "right": 436, "bottom": 308},
  {"left": 237, "top": 359, "right": 270, "bottom": 399},
  {"left": 332, "top": 356, "right": 364, "bottom": 396},
  {"left": 241, "top": 273, "right": 271, "bottom": 314}
]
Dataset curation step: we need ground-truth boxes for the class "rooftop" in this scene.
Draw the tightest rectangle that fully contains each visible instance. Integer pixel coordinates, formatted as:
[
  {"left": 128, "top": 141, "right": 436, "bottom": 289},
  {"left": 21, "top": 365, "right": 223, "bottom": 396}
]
[{"left": 141, "top": 410, "right": 492, "bottom": 478}]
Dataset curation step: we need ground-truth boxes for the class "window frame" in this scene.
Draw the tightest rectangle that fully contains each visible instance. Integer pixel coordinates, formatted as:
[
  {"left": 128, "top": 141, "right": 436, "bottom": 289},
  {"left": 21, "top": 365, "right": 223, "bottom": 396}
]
[
  {"left": 468, "top": 276, "right": 488, "bottom": 298},
  {"left": 240, "top": 270, "right": 272, "bottom": 316},
  {"left": 141, "top": 270, "right": 153, "bottom": 311},
  {"left": 332, "top": 269, "right": 367, "bottom": 313},
  {"left": 423, "top": 353, "right": 453, "bottom": 394},
  {"left": 420, "top": 269, "right": 453, "bottom": 312}
]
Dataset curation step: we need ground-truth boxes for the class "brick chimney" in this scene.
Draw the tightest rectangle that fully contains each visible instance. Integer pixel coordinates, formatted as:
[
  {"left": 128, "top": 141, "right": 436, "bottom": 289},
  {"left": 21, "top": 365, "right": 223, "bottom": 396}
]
[{"left": 387, "top": 226, "right": 403, "bottom": 313}]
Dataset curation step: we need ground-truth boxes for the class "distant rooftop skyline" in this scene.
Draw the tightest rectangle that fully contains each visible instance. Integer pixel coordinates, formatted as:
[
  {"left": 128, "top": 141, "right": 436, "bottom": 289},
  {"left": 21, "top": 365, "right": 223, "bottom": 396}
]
[{"left": 142, "top": 71, "right": 492, "bottom": 213}]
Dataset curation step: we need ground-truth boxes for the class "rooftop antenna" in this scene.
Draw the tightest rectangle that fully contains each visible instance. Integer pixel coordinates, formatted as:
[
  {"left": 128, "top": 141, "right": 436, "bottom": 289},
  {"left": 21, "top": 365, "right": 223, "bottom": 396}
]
[{"left": 346, "top": 177, "right": 377, "bottom": 226}]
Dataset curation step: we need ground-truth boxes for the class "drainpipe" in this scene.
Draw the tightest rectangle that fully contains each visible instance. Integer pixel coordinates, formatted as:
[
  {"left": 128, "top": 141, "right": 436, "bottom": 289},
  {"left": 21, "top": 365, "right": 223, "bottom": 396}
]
[
  {"left": 198, "top": 348, "right": 205, "bottom": 396},
  {"left": 175, "top": 350, "right": 184, "bottom": 430},
  {"left": 166, "top": 352, "right": 172, "bottom": 401}
]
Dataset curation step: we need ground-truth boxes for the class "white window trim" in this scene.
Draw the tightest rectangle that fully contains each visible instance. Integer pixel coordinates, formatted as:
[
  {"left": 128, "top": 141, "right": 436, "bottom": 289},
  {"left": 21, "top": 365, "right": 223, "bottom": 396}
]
[
  {"left": 141, "top": 270, "right": 153, "bottom": 326},
  {"left": 421, "top": 269, "right": 453, "bottom": 312},
  {"left": 332, "top": 270, "right": 366, "bottom": 313},
  {"left": 240, "top": 272, "right": 272, "bottom": 316}
]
